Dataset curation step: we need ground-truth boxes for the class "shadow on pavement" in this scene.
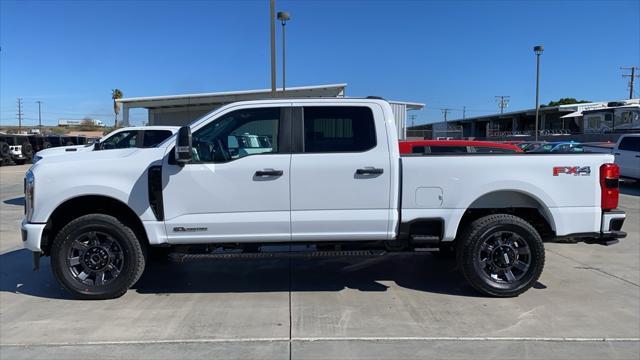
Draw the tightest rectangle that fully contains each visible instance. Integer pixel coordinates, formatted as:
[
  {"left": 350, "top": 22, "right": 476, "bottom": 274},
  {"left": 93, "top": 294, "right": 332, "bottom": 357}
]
[
  {"left": 3, "top": 196, "right": 25, "bottom": 206},
  {"left": 1, "top": 249, "right": 546, "bottom": 299},
  {"left": 0, "top": 249, "right": 71, "bottom": 300}
]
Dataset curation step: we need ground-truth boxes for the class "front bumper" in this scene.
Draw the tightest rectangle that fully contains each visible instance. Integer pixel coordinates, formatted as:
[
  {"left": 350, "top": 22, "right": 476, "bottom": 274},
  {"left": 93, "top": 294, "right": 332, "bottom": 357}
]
[{"left": 21, "top": 218, "right": 46, "bottom": 252}]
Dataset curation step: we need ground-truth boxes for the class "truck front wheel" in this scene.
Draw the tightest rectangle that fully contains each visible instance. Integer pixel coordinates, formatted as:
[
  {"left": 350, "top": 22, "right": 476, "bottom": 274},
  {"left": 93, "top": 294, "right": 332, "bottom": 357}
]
[
  {"left": 457, "top": 214, "right": 545, "bottom": 297},
  {"left": 50, "top": 214, "right": 146, "bottom": 300}
]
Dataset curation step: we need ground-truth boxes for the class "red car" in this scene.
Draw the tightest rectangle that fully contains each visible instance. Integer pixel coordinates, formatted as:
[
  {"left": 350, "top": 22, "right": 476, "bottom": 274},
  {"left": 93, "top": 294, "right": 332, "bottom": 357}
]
[{"left": 399, "top": 140, "right": 524, "bottom": 154}]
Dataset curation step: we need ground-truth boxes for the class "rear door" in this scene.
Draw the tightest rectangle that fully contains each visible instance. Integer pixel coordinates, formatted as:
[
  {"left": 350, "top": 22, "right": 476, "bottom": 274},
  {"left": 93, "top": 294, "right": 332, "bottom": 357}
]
[
  {"left": 616, "top": 136, "right": 640, "bottom": 179},
  {"left": 289, "top": 104, "right": 392, "bottom": 241}
]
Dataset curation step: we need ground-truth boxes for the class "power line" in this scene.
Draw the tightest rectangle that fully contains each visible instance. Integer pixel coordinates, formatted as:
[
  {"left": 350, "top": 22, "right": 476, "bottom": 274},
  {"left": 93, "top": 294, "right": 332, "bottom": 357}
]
[
  {"left": 621, "top": 66, "right": 640, "bottom": 99},
  {"left": 495, "top": 96, "right": 510, "bottom": 114}
]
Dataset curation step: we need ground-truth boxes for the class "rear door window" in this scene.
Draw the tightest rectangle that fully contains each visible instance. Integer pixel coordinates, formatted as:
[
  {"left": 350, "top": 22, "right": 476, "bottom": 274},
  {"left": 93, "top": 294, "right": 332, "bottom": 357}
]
[
  {"left": 303, "top": 106, "right": 376, "bottom": 153},
  {"left": 619, "top": 137, "right": 640, "bottom": 152},
  {"left": 142, "top": 130, "right": 173, "bottom": 147}
]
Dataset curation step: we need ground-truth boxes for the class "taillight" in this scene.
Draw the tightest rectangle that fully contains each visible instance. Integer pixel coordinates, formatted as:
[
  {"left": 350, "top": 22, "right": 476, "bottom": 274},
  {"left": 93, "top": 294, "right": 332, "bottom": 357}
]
[{"left": 600, "top": 163, "right": 619, "bottom": 211}]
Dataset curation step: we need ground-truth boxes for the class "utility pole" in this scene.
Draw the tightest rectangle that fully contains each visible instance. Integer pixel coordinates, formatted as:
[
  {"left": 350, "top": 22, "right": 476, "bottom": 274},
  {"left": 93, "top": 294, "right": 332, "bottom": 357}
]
[
  {"left": 621, "top": 67, "right": 639, "bottom": 99},
  {"left": 495, "top": 96, "right": 510, "bottom": 114},
  {"left": 270, "top": 0, "right": 276, "bottom": 95},
  {"left": 36, "top": 101, "right": 43, "bottom": 128},
  {"left": 17, "top": 98, "right": 24, "bottom": 133},
  {"left": 408, "top": 114, "right": 417, "bottom": 128},
  {"left": 462, "top": 106, "right": 466, "bottom": 120},
  {"left": 441, "top": 108, "right": 451, "bottom": 137}
]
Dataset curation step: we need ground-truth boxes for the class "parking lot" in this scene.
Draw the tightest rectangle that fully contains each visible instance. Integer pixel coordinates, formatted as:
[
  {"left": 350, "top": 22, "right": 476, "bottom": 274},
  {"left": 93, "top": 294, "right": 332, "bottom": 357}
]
[{"left": 0, "top": 164, "right": 639, "bottom": 359}]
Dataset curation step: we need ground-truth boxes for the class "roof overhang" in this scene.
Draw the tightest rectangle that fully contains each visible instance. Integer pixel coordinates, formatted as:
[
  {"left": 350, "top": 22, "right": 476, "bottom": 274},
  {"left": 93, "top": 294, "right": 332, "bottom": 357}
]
[{"left": 118, "top": 83, "right": 348, "bottom": 109}]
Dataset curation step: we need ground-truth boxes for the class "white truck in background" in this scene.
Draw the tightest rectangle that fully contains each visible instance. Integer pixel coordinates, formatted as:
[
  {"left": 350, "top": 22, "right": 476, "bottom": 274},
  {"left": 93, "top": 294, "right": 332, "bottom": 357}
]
[
  {"left": 583, "top": 134, "right": 640, "bottom": 180},
  {"left": 22, "top": 98, "right": 626, "bottom": 299},
  {"left": 32, "top": 126, "right": 178, "bottom": 163},
  {"left": 58, "top": 119, "right": 106, "bottom": 127}
]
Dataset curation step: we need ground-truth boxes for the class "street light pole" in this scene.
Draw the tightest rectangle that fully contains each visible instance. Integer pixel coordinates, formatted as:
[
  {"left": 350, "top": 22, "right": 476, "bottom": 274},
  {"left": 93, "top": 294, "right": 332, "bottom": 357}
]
[
  {"left": 277, "top": 11, "right": 290, "bottom": 93},
  {"left": 270, "top": 0, "right": 276, "bottom": 96},
  {"left": 534, "top": 45, "right": 544, "bottom": 141}
]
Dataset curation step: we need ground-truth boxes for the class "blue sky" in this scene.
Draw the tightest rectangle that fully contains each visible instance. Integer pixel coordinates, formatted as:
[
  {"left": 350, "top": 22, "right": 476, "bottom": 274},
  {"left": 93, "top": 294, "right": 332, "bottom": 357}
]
[{"left": 1, "top": 0, "right": 639, "bottom": 126}]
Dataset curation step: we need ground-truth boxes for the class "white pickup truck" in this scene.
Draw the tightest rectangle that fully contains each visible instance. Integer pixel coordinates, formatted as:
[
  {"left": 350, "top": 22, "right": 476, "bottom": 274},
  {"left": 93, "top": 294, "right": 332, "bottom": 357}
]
[
  {"left": 582, "top": 134, "right": 640, "bottom": 180},
  {"left": 22, "top": 98, "right": 626, "bottom": 299}
]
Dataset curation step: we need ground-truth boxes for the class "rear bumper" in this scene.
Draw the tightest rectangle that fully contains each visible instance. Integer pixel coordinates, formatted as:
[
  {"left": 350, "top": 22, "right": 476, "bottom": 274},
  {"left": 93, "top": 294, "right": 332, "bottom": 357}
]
[{"left": 555, "top": 210, "right": 626, "bottom": 246}]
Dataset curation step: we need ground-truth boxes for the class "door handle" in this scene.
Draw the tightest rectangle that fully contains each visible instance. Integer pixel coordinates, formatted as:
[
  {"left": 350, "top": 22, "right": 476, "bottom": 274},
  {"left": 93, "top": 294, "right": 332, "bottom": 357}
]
[
  {"left": 356, "top": 167, "right": 384, "bottom": 175},
  {"left": 255, "top": 169, "right": 283, "bottom": 177}
]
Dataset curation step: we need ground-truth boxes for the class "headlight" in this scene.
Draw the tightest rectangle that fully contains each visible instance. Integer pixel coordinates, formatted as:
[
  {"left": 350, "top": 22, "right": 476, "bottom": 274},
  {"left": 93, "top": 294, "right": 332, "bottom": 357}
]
[
  {"left": 32, "top": 155, "right": 42, "bottom": 164},
  {"left": 24, "top": 170, "right": 35, "bottom": 221}
]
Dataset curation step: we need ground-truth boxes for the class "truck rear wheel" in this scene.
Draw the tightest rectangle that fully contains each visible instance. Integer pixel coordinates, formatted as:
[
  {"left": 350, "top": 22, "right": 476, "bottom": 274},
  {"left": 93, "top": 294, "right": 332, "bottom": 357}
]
[
  {"left": 456, "top": 214, "right": 545, "bottom": 297},
  {"left": 50, "top": 214, "right": 145, "bottom": 300}
]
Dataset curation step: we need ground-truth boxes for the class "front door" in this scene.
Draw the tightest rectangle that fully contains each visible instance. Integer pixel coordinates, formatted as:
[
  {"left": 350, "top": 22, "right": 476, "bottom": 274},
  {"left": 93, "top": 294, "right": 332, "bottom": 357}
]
[
  {"left": 162, "top": 106, "right": 291, "bottom": 244},
  {"left": 289, "top": 104, "right": 392, "bottom": 241}
]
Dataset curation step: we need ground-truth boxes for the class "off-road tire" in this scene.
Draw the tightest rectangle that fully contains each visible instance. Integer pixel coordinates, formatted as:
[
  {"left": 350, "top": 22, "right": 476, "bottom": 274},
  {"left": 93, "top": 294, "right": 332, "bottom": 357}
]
[
  {"left": 50, "top": 214, "right": 146, "bottom": 300},
  {"left": 456, "top": 214, "right": 545, "bottom": 297},
  {"left": 0, "top": 142, "right": 9, "bottom": 158},
  {"left": 21, "top": 142, "right": 33, "bottom": 157}
]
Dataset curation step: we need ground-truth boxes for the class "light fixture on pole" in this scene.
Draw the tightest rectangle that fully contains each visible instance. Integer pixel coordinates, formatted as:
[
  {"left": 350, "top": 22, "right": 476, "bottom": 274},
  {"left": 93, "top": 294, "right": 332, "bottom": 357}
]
[
  {"left": 533, "top": 45, "right": 544, "bottom": 141},
  {"left": 277, "top": 11, "right": 290, "bottom": 93}
]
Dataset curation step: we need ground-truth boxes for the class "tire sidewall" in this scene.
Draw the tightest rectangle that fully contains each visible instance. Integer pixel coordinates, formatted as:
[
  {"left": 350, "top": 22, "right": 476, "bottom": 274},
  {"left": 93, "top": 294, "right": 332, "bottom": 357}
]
[
  {"left": 51, "top": 216, "right": 142, "bottom": 299},
  {"left": 471, "top": 223, "right": 543, "bottom": 293}
]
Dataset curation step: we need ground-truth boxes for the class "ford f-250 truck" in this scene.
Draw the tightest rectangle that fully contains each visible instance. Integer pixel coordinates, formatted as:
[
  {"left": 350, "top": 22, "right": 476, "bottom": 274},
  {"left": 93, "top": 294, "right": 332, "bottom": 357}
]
[{"left": 21, "top": 98, "right": 626, "bottom": 299}]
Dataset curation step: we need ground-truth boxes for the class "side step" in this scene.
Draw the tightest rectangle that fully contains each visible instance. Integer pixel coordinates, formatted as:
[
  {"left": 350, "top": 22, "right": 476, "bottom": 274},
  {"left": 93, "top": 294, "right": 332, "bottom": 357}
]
[
  {"left": 168, "top": 250, "right": 387, "bottom": 263},
  {"left": 410, "top": 235, "right": 440, "bottom": 244}
]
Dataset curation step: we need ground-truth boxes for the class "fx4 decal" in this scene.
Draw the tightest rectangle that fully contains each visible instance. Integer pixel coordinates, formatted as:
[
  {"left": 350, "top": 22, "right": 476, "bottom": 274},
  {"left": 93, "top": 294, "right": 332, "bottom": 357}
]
[{"left": 553, "top": 166, "right": 591, "bottom": 176}]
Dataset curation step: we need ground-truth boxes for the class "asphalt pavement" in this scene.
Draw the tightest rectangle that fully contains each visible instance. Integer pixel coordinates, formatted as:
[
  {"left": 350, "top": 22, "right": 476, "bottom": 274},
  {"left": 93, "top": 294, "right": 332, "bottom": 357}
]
[{"left": 1, "top": 164, "right": 639, "bottom": 359}]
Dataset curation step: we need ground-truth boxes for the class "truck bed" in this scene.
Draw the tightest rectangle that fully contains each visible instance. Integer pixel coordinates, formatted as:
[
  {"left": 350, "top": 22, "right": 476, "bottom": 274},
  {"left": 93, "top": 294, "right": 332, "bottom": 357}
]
[{"left": 400, "top": 153, "right": 614, "bottom": 241}]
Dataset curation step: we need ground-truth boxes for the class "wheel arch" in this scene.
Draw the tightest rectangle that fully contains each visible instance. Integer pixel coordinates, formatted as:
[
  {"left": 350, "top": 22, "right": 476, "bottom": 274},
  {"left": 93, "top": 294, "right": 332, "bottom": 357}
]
[
  {"left": 457, "top": 189, "right": 556, "bottom": 241},
  {"left": 41, "top": 195, "right": 148, "bottom": 256}
]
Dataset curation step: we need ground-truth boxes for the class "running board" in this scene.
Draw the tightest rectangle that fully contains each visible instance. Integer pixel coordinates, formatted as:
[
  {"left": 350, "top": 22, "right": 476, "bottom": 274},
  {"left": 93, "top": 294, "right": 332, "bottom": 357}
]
[{"left": 168, "top": 250, "right": 387, "bottom": 263}]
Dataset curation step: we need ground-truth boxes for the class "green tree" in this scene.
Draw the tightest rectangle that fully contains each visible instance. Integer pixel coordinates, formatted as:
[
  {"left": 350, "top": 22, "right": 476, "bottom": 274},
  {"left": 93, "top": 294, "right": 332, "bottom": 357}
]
[
  {"left": 111, "top": 89, "right": 123, "bottom": 127},
  {"left": 543, "top": 98, "right": 591, "bottom": 107}
]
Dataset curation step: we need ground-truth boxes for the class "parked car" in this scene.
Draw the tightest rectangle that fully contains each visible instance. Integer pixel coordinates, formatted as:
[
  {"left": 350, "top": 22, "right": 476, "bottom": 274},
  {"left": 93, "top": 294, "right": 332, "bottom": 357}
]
[
  {"left": 22, "top": 99, "right": 625, "bottom": 300},
  {"left": 582, "top": 134, "right": 640, "bottom": 180},
  {"left": 399, "top": 140, "right": 523, "bottom": 154},
  {"left": 531, "top": 141, "right": 584, "bottom": 153},
  {"left": 32, "top": 126, "right": 178, "bottom": 163},
  {"left": 0, "top": 135, "right": 31, "bottom": 165}
]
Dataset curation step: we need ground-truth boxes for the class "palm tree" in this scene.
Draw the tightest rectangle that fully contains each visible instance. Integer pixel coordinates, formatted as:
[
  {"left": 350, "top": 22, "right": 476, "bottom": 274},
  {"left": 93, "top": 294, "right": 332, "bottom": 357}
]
[{"left": 111, "top": 89, "right": 123, "bottom": 128}]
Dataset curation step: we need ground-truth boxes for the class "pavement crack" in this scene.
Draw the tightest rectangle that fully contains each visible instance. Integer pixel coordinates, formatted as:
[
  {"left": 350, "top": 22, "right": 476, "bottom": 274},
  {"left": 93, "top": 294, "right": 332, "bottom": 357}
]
[{"left": 547, "top": 248, "right": 640, "bottom": 287}]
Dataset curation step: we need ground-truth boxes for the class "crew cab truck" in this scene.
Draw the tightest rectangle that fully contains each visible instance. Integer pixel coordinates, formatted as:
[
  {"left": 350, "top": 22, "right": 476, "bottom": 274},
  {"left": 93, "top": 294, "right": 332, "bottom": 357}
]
[{"left": 22, "top": 99, "right": 626, "bottom": 299}]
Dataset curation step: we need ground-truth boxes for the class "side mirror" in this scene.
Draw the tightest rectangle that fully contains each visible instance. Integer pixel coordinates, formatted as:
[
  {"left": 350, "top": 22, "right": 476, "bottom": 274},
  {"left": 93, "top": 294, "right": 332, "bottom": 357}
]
[{"left": 175, "top": 126, "right": 192, "bottom": 166}]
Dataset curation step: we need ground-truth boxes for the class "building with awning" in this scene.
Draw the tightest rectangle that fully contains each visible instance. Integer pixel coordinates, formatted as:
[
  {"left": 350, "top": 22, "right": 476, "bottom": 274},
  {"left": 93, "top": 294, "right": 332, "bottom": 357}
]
[
  {"left": 117, "top": 84, "right": 424, "bottom": 140},
  {"left": 409, "top": 99, "right": 638, "bottom": 141}
]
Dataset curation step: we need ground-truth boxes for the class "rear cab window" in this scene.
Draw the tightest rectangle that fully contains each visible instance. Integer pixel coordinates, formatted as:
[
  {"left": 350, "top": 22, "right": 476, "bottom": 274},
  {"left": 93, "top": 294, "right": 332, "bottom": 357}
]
[
  {"left": 302, "top": 106, "right": 376, "bottom": 153},
  {"left": 474, "top": 147, "right": 517, "bottom": 153},
  {"left": 430, "top": 146, "right": 468, "bottom": 153}
]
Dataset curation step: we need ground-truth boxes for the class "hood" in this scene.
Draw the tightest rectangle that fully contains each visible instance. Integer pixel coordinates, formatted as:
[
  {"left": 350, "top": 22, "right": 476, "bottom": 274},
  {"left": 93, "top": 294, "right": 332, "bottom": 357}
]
[
  {"left": 36, "top": 144, "right": 93, "bottom": 157},
  {"left": 36, "top": 147, "right": 145, "bottom": 165}
]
